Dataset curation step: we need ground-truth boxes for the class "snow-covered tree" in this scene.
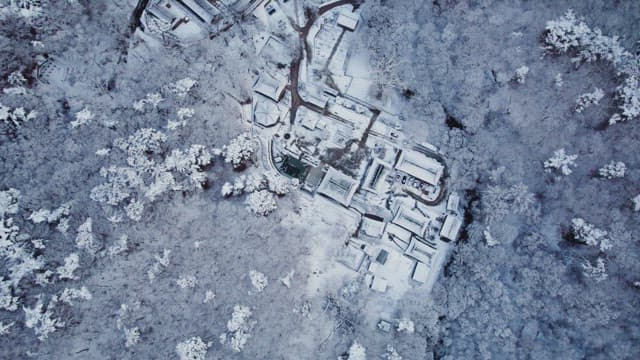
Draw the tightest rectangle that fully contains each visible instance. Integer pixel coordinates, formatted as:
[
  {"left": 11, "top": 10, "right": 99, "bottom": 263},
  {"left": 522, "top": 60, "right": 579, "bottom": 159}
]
[
  {"left": 0, "top": 188, "right": 20, "bottom": 217},
  {"left": 55, "top": 286, "right": 92, "bottom": 305},
  {"left": 483, "top": 183, "right": 539, "bottom": 224},
  {"left": 244, "top": 174, "right": 266, "bottom": 192},
  {"left": 133, "top": 93, "right": 164, "bottom": 112},
  {"left": 397, "top": 318, "right": 415, "bottom": 334},
  {"left": 575, "top": 88, "right": 604, "bottom": 113},
  {"left": 610, "top": 76, "right": 640, "bottom": 124},
  {"left": 279, "top": 270, "right": 295, "bottom": 288},
  {"left": 0, "top": 279, "right": 19, "bottom": 312},
  {"left": 75, "top": 217, "right": 98, "bottom": 254},
  {"left": 107, "top": 235, "right": 130, "bottom": 257},
  {"left": 543, "top": 10, "right": 590, "bottom": 54},
  {"left": 70, "top": 107, "right": 94, "bottom": 128},
  {"left": 0, "top": 321, "right": 14, "bottom": 335},
  {"left": 249, "top": 270, "right": 268, "bottom": 293},
  {"left": 176, "top": 336, "right": 211, "bottom": 360},
  {"left": 23, "top": 299, "right": 65, "bottom": 341},
  {"left": 554, "top": 73, "right": 564, "bottom": 88},
  {"left": 348, "top": 341, "right": 366, "bottom": 360},
  {"left": 543, "top": 9, "right": 628, "bottom": 64},
  {"left": 245, "top": 190, "right": 277, "bottom": 216},
  {"left": 221, "top": 182, "right": 235, "bottom": 197},
  {"left": 57, "top": 253, "right": 80, "bottom": 280},
  {"left": 28, "top": 202, "right": 71, "bottom": 230},
  {"left": 170, "top": 78, "right": 198, "bottom": 98},
  {"left": 124, "top": 327, "right": 141, "bottom": 348},
  {"left": 223, "top": 132, "right": 257, "bottom": 168},
  {"left": 90, "top": 166, "right": 142, "bottom": 206},
  {"left": 383, "top": 345, "right": 402, "bottom": 360},
  {"left": 125, "top": 200, "right": 144, "bottom": 222},
  {"left": 571, "top": 218, "right": 611, "bottom": 251},
  {"left": 544, "top": 148, "right": 578, "bottom": 175},
  {"left": 176, "top": 275, "right": 197, "bottom": 289},
  {"left": 582, "top": 257, "right": 607, "bottom": 282},
  {"left": 164, "top": 144, "right": 212, "bottom": 190},
  {"left": 147, "top": 249, "right": 171, "bottom": 282},
  {"left": 220, "top": 305, "right": 253, "bottom": 352},
  {"left": 203, "top": 290, "right": 215, "bottom": 304},
  {"left": 0, "top": 104, "right": 37, "bottom": 128},
  {"left": 598, "top": 161, "right": 626, "bottom": 179},
  {"left": 266, "top": 172, "right": 299, "bottom": 195},
  {"left": 632, "top": 195, "right": 640, "bottom": 212},
  {"left": 114, "top": 128, "right": 167, "bottom": 169},
  {"left": 513, "top": 66, "right": 529, "bottom": 84}
]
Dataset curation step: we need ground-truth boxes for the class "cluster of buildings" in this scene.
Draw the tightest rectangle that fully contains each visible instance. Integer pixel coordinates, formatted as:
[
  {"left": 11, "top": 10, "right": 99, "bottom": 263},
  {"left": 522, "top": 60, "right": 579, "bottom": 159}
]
[
  {"left": 141, "top": 0, "right": 278, "bottom": 41},
  {"left": 244, "top": 4, "right": 464, "bottom": 295},
  {"left": 141, "top": 0, "right": 465, "bottom": 296}
]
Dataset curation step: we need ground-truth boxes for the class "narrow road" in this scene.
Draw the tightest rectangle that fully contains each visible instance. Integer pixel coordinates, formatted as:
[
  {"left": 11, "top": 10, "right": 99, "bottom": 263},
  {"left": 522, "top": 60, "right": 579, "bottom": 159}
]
[{"left": 288, "top": 0, "right": 364, "bottom": 125}]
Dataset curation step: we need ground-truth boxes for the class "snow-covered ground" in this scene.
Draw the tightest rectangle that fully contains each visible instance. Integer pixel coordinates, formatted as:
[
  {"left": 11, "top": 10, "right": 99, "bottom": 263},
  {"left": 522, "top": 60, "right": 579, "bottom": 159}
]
[{"left": 1, "top": 0, "right": 639, "bottom": 359}]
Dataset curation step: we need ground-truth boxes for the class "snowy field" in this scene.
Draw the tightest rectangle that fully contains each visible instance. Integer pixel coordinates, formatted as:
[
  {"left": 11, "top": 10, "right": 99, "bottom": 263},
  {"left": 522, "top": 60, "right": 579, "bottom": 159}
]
[{"left": 1, "top": 0, "right": 639, "bottom": 359}]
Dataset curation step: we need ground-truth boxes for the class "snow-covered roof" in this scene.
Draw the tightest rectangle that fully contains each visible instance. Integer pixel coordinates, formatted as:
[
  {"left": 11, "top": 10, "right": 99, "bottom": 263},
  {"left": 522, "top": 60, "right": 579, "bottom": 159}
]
[
  {"left": 392, "top": 206, "right": 430, "bottom": 238},
  {"left": 327, "top": 103, "right": 371, "bottom": 128},
  {"left": 253, "top": 98, "right": 281, "bottom": 127},
  {"left": 180, "top": 0, "right": 219, "bottom": 24},
  {"left": 147, "top": 0, "right": 179, "bottom": 24},
  {"left": 253, "top": 73, "right": 287, "bottom": 102},
  {"left": 296, "top": 107, "right": 322, "bottom": 130},
  {"left": 337, "top": 10, "right": 359, "bottom": 31},
  {"left": 316, "top": 167, "right": 358, "bottom": 207},
  {"left": 362, "top": 158, "right": 391, "bottom": 194},
  {"left": 394, "top": 149, "right": 444, "bottom": 186},
  {"left": 360, "top": 214, "right": 386, "bottom": 237},
  {"left": 403, "top": 237, "right": 436, "bottom": 264},
  {"left": 336, "top": 242, "right": 366, "bottom": 271},
  {"left": 446, "top": 193, "right": 461, "bottom": 214},
  {"left": 370, "top": 276, "right": 388, "bottom": 292},
  {"left": 440, "top": 215, "right": 462, "bottom": 242},
  {"left": 412, "top": 261, "right": 429, "bottom": 284},
  {"left": 385, "top": 223, "right": 412, "bottom": 247}
]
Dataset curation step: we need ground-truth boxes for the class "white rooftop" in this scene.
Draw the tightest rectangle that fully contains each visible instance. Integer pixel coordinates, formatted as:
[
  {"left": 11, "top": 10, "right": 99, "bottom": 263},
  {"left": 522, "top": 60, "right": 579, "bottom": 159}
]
[
  {"left": 337, "top": 10, "right": 359, "bottom": 30},
  {"left": 253, "top": 97, "right": 282, "bottom": 127},
  {"left": 253, "top": 73, "right": 287, "bottom": 102},
  {"left": 447, "top": 193, "right": 461, "bottom": 214},
  {"left": 370, "top": 276, "right": 388, "bottom": 292},
  {"left": 316, "top": 167, "right": 358, "bottom": 207},
  {"left": 412, "top": 262, "right": 429, "bottom": 283},
  {"left": 394, "top": 149, "right": 444, "bottom": 186},
  {"left": 440, "top": 215, "right": 462, "bottom": 242},
  {"left": 403, "top": 237, "right": 436, "bottom": 264},
  {"left": 360, "top": 215, "right": 386, "bottom": 238},
  {"left": 392, "top": 206, "right": 430, "bottom": 238}
]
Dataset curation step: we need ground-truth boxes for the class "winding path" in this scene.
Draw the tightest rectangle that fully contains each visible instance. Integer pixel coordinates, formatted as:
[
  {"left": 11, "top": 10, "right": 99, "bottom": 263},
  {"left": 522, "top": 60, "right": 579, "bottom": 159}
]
[{"left": 288, "top": 0, "right": 364, "bottom": 125}]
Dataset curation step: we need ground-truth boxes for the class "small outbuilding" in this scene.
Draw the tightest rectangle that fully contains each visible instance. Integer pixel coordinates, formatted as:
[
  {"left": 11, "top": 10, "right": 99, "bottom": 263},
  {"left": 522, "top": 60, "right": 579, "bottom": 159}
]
[{"left": 337, "top": 10, "right": 359, "bottom": 31}]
